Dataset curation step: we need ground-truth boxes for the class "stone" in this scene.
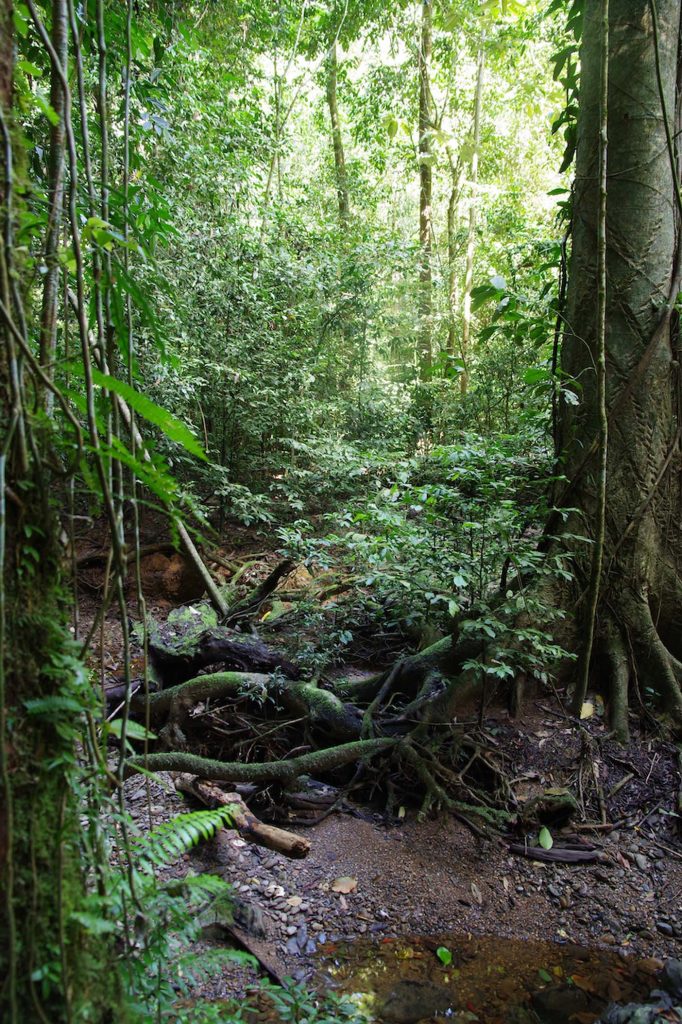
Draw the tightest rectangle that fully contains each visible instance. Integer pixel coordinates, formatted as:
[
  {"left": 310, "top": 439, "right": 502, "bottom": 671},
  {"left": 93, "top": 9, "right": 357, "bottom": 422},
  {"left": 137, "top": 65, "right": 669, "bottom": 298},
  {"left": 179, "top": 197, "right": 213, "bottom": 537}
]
[
  {"left": 531, "top": 986, "right": 590, "bottom": 1024},
  {"left": 656, "top": 921, "right": 674, "bottom": 937},
  {"left": 661, "top": 959, "right": 682, "bottom": 999},
  {"left": 380, "top": 981, "right": 454, "bottom": 1024}
]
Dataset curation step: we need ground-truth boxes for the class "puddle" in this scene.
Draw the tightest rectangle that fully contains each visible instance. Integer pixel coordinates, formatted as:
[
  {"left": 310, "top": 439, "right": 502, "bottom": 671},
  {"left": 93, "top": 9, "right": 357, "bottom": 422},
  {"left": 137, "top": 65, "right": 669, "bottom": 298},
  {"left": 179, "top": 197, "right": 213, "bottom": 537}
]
[{"left": 312, "top": 933, "right": 663, "bottom": 1023}]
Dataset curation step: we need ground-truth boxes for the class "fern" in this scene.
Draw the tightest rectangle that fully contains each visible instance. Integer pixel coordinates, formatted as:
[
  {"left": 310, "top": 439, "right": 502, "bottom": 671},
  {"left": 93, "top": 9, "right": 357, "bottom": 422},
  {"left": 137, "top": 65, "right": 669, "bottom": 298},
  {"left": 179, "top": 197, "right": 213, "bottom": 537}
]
[{"left": 132, "top": 806, "right": 234, "bottom": 870}]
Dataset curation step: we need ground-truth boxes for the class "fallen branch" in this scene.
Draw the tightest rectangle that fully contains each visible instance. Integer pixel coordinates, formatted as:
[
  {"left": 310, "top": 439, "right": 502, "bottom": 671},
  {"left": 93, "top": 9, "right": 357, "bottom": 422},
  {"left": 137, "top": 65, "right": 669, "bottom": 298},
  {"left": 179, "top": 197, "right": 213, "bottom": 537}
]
[
  {"left": 508, "top": 843, "right": 602, "bottom": 864},
  {"left": 222, "top": 559, "right": 295, "bottom": 625},
  {"left": 174, "top": 774, "right": 310, "bottom": 859}
]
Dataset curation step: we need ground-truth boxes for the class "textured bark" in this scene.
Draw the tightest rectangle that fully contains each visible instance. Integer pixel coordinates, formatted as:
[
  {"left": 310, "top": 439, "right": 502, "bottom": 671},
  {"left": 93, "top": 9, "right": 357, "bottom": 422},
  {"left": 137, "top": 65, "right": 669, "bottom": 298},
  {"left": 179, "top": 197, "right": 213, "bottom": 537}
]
[
  {"left": 418, "top": 0, "right": 433, "bottom": 379},
  {"left": 326, "top": 42, "right": 350, "bottom": 225},
  {"left": 39, "top": 0, "right": 68, "bottom": 407},
  {"left": 559, "top": 0, "right": 682, "bottom": 727},
  {"left": 460, "top": 49, "right": 485, "bottom": 395}
]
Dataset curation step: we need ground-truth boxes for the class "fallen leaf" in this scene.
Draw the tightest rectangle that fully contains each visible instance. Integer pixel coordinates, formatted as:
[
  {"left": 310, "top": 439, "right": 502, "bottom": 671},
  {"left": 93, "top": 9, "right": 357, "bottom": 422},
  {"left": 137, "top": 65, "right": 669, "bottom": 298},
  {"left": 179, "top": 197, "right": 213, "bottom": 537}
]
[
  {"left": 580, "top": 701, "right": 595, "bottom": 720},
  {"left": 471, "top": 882, "right": 483, "bottom": 905},
  {"left": 286, "top": 896, "right": 302, "bottom": 908},
  {"left": 539, "top": 827, "right": 553, "bottom": 850},
  {"left": 571, "top": 974, "right": 599, "bottom": 994},
  {"left": 331, "top": 876, "right": 357, "bottom": 894}
]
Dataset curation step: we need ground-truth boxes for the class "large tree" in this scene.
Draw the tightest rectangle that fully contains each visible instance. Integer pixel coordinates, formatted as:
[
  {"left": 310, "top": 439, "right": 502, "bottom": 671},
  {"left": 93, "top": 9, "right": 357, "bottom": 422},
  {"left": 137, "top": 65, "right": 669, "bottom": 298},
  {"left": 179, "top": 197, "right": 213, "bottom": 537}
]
[{"left": 556, "top": 0, "right": 682, "bottom": 732}]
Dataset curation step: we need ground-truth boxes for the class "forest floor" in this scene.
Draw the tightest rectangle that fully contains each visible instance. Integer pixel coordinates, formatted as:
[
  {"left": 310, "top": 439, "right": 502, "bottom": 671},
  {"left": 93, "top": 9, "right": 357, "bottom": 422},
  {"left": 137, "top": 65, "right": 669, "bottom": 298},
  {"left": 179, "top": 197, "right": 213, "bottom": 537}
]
[{"left": 79, "top": 530, "right": 682, "bottom": 1020}]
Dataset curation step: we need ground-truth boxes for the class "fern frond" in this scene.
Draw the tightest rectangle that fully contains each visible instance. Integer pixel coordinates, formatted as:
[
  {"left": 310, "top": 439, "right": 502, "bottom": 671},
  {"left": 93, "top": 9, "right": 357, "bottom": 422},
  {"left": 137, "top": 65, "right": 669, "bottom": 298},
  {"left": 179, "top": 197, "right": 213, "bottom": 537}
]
[{"left": 132, "top": 806, "right": 234, "bottom": 870}]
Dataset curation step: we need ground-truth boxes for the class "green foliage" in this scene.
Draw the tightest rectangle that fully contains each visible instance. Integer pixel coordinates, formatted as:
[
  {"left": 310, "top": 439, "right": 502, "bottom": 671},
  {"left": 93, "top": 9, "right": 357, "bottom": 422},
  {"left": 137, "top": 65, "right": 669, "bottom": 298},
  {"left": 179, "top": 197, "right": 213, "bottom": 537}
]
[{"left": 276, "top": 430, "right": 574, "bottom": 679}]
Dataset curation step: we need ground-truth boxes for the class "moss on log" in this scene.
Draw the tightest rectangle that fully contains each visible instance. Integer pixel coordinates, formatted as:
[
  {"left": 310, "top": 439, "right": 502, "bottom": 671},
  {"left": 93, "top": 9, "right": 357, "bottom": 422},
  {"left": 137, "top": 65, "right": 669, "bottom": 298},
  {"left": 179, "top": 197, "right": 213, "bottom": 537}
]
[{"left": 126, "top": 737, "right": 399, "bottom": 784}]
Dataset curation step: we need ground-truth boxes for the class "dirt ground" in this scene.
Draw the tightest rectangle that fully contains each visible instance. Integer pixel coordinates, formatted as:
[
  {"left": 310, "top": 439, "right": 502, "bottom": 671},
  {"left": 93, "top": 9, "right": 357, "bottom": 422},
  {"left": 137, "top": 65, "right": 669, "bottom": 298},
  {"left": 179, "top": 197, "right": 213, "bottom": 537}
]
[
  {"left": 76, "top": 528, "right": 682, "bottom": 1013},
  {"left": 125, "top": 706, "right": 682, "bottom": 1000}
]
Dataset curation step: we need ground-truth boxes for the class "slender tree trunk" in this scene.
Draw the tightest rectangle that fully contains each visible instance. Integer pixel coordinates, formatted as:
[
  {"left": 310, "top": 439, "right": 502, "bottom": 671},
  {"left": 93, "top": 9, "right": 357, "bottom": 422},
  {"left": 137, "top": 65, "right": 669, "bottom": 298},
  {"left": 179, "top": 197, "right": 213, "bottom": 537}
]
[
  {"left": 558, "top": 0, "right": 682, "bottom": 729},
  {"left": 418, "top": 0, "right": 433, "bottom": 380},
  {"left": 460, "top": 48, "right": 485, "bottom": 395},
  {"left": 446, "top": 152, "right": 464, "bottom": 358},
  {"left": 326, "top": 41, "right": 350, "bottom": 226},
  {"left": 39, "top": 0, "right": 68, "bottom": 411}
]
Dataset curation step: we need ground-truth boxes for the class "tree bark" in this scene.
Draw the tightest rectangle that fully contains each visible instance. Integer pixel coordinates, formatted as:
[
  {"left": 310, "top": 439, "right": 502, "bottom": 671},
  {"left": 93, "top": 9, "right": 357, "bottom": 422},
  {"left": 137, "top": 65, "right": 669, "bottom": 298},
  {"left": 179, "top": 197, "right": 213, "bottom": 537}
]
[
  {"left": 418, "top": 0, "right": 433, "bottom": 380},
  {"left": 460, "top": 48, "right": 485, "bottom": 395},
  {"left": 39, "top": 0, "right": 68, "bottom": 411},
  {"left": 326, "top": 41, "right": 350, "bottom": 226},
  {"left": 559, "top": 0, "right": 682, "bottom": 728}
]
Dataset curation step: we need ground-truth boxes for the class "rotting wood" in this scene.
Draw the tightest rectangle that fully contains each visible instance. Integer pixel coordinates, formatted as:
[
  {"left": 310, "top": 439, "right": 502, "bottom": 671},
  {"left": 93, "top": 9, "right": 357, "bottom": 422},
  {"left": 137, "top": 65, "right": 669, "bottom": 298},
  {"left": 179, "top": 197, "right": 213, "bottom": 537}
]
[
  {"left": 174, "top": 773, "right": 311, "bottom": 859},
  {"left": 149, "top": 626, "right": 301, "bottom": 686},
  {"left": 508, "top": 843, "right": 603, "bottom": 864}
]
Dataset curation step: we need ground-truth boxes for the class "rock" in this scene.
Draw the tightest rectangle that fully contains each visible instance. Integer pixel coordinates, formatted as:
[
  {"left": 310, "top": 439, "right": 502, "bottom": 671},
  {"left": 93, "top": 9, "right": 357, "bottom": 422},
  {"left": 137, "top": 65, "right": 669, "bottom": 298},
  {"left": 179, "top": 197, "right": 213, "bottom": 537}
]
[
  {"left": 285, "top": 925, "right": 297, "bottom": 936},
  {"left": 231, "top": 899, "right": 266, "bottom": 938},
  {"left": 285, "top": 938, "right": 299, "bottom": 955},
  {"left": 661, "top": 959, "right": 682, "bottom": 999},
  {"left": 531, "top": 985, "right": 590, "bottom": 1024},
  {"left": 656, "top": 921, "right": 674, "bottom": 937},
  {"left": 380, "top": 980, "right": 453, "bottom": 1024},
  {"left": 634, "top": 854, "right": 650, "bottom": 872}
]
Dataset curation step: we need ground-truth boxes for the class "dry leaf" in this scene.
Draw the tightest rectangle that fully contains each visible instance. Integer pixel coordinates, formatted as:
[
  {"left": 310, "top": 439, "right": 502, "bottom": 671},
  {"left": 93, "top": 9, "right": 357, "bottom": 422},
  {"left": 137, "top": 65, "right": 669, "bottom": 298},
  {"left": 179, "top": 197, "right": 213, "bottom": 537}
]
[
  {"left": 571, "top": 974, "right": 599, "bottom": 994},
  {"left": 331, "top": 876, "right": 357, "bottom": 894},
  {"left": 580, "top": 701, "right": 595, "bottom": 720},
  {"left": 471, "top": 882, "right": 483, "bottom": 905}
]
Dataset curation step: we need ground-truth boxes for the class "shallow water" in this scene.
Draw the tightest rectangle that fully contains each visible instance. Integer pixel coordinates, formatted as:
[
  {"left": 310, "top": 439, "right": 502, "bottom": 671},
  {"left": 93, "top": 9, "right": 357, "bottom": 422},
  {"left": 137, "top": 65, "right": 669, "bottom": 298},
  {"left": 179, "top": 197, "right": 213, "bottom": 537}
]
[{"left": 313, "top": 933, "right": 662, "bottom": 1023}]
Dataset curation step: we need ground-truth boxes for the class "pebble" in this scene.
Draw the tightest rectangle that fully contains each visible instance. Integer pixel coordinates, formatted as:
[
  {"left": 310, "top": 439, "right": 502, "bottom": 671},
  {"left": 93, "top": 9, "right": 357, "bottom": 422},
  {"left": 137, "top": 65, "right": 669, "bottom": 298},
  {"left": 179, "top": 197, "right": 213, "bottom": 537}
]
[
  {"left": 634, "top": 854, "right": 650, "bottom": 872},
  {"left": 657, "top": 921, "right": 674, "bottom": 937}
]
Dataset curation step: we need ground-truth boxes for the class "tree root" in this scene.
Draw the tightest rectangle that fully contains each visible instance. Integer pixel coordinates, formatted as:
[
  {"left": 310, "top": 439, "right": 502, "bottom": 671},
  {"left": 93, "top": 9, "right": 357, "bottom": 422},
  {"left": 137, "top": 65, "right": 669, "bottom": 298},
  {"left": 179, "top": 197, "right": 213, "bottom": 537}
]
[{"left": 125, "top": 737, "right": 399, "bottom": 784}]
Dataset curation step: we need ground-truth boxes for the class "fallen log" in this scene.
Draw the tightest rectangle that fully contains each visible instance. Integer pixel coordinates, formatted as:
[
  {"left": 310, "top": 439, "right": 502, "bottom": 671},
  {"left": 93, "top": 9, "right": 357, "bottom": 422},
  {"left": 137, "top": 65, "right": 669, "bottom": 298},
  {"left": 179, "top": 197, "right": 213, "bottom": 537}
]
[
  {"left": 149, "top": 626, "right": 301, "bottom": 686},
  {"left": 174, "top": 773, "right": 310, "bottom": 859},
  {"left": 508, "top": 842, "right": 603, "bottom": 864}
]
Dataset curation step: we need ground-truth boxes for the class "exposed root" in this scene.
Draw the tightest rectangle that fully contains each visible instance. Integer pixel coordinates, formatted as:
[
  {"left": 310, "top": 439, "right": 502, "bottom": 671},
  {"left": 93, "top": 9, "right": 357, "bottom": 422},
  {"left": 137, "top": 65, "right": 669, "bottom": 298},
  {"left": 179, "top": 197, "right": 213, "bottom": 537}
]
[{"left": 125, "top": 737, "right": 399, "bottom": 784}]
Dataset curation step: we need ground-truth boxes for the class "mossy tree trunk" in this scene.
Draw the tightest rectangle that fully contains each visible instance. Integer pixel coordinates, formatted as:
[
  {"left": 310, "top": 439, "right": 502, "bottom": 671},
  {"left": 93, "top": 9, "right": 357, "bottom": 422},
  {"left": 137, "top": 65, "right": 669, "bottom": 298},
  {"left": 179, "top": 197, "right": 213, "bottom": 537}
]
[
  {"left": 558, "top": 0, "right": 682, "bottom": 732},
  {"left": 0, "top": 15, "right": 119, "bottom": 1020}
]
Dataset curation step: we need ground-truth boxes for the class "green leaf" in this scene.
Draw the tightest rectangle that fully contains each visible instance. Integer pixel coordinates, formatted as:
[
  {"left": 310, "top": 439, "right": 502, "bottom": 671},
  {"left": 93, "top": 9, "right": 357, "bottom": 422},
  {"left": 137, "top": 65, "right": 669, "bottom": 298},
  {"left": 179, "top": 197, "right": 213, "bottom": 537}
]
[
  {"left": 17, "top": 60, "right": 43, "bottom": 78},
  {"left": 436, "top": 946, "right": 453, "bottom": 967},
  {"left": 35, "top": 93, "right": 60, "bottom": 126},
  {"left": 106, "top": 720, "right": 157, "bottom": 741},
  {"left": 538, "top": 827, "right": 553, "bottom": 850},
  {"left": 538, "top": 968, "right": 552, "bottom": 984},
  {"left": 88, "top": 367, "right": 206, "bottom": 461}
]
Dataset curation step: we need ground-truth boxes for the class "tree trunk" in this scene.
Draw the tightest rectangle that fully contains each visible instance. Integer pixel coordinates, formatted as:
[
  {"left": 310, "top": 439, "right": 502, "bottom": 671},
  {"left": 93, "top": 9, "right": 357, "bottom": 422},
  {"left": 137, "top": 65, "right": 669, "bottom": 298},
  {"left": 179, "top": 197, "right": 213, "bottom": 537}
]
[
  {"left": 418, "top": 0, "right": 433, "bottom": 380},
  {"left": 460, "top": 48, "right": 485, "bottom": 395},
  {"left": 39, "top": 0, "right": 68, "bottom": 412},
  {"left": 558, "top": 0, "right": 682, "bottom": 729},
  {"left": 446, "top": 151, "right": 464, "bottom": 359},
  {"left": 0, "top": 15, "right": 118, "bottom": 1019},
  {"left": 326, "top": 41, "right": 350, "bottom": 226}
]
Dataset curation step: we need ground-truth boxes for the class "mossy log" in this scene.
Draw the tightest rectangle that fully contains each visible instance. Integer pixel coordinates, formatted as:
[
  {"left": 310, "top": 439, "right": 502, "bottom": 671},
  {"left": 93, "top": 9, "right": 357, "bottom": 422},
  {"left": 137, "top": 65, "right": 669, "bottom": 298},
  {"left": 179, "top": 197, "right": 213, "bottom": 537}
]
[
  {"left": 126, "top": 737, "right": 399, "bottom": 784},
  {"left": 139, "top": 670, "right": 365, "bottom": 740}
]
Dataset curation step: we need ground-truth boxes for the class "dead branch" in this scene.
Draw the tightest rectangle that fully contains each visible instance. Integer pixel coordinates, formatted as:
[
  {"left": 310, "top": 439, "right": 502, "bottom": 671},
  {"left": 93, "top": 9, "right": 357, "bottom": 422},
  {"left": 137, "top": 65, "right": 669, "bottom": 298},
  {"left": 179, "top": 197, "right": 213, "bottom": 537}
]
[{"left": 174, "top": 774, "right": 310, "bottom": 858}]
